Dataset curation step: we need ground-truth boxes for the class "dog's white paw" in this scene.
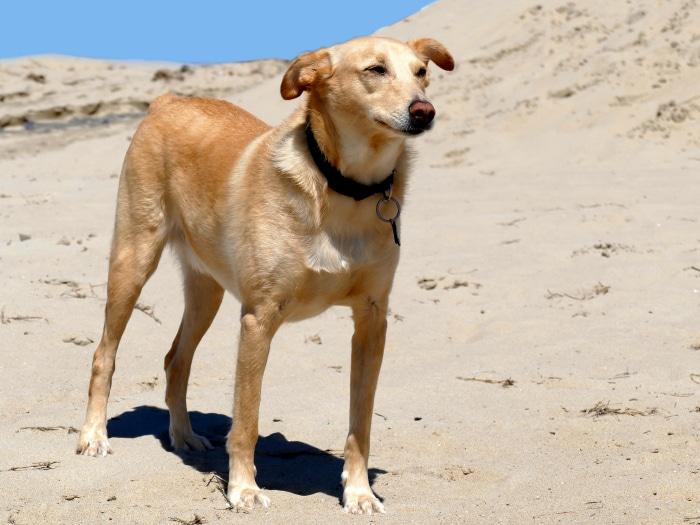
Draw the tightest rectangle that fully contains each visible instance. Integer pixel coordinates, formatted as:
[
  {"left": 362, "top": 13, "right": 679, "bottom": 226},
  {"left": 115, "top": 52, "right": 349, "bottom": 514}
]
[
  {"left": 343, "top": 489, "right": 385, "bottom": 515},
  {"left": 342, "top": 481, "right": 385, "bottom": 514},
  {"left": 169, "top": 428, "right": 213, "bottom": 451},
  {"left": 77, "top": 431, "right": 112, "bottom": 457},
  {"left": 341, "top": 470, "right": 385, "bottom": 514},
  {"left": 227, "top": 486, "right": 271, "bottom": 510}
]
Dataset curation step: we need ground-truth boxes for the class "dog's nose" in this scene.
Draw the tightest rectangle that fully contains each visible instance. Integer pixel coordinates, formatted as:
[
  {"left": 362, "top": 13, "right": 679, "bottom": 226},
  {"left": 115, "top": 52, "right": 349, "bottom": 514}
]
[{"left": 409, "top": 100, "right": 436, "bottom": 126}]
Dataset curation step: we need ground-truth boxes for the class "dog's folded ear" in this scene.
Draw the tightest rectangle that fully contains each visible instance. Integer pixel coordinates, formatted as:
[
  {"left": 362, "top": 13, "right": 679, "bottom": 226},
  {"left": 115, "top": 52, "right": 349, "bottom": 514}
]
[
  {"left": 408, "top": 38, "right": 455, "bottom": 72},
  {"left": 280, "top": 48, "right": 332, "bottom": 100}
]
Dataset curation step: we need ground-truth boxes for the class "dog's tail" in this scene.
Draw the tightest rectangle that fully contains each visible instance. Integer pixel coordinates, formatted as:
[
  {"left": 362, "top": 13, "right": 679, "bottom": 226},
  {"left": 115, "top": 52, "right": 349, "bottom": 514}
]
[{"left": 147, "top": 93, "right": 181, "bottom": 114}]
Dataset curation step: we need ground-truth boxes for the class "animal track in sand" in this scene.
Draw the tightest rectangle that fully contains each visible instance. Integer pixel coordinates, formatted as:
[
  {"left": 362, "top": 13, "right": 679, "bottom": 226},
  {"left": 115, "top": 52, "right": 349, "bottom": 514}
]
[
  {"left": 431, "top": 146, "right": 470, "bottom": 168},
  {"left": 571, "top": 242, "right": 643, "bottom": 258},
  {"left": 62, "top": 335, "right": 94, "bottom": 346}
]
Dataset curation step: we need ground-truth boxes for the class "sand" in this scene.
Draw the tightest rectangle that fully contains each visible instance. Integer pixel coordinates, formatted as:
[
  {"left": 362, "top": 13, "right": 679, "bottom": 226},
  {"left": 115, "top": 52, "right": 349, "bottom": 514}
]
[{"left": 1, "top": 1, "right": 699, "bottom": 523}]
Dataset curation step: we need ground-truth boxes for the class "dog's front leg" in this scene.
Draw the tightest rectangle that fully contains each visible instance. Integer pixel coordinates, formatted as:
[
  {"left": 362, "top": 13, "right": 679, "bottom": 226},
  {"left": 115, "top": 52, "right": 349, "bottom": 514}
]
[
  {"left": 226, "top": 307, "right": 279, "bottom": 509},
  {"left": 342, "top": 296, "right": 388, "bottom": 514}
]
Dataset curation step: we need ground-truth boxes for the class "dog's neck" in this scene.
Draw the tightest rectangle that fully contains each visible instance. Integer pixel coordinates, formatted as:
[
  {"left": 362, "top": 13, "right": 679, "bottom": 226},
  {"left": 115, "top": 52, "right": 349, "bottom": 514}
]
[
  {"left": 305, "top": 124, "right": 395, "bottom": 201},
  {"left": 306, "top": 110, "right": 405, "bottom": 189}
]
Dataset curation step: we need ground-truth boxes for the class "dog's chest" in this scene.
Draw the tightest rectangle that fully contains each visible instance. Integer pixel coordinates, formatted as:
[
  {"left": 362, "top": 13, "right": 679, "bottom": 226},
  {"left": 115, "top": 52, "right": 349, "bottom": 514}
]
[
  {"left": 306, "top": 232, "right": 359, "bottom": 274},
  {"left": 279, "top": 232, "right": 394, "bottom": 321}
]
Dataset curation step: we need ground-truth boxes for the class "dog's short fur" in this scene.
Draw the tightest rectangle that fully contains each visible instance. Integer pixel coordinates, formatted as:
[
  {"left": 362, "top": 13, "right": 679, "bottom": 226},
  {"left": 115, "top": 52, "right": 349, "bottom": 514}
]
[{"left": 77, "top": 36, "right": 453, "bottom": 514}]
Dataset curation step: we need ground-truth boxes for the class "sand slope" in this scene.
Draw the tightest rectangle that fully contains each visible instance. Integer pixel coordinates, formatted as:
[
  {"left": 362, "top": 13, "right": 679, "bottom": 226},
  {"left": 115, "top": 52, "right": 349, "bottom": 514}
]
[{"left": 1, "top": 1, "right": 699, "bottom": 523}]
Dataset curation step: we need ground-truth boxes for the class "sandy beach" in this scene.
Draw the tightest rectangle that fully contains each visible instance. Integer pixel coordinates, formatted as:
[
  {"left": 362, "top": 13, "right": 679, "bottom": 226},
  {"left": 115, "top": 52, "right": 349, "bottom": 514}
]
[{"left": 1, "top": 1, "right": 699, "bottom": 523}]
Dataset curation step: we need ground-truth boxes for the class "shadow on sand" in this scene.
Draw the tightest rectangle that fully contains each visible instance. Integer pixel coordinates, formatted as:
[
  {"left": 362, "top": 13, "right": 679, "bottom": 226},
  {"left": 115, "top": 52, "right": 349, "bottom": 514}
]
[{"left": 107, "top": 405, "right": 386, "bottom": 504}]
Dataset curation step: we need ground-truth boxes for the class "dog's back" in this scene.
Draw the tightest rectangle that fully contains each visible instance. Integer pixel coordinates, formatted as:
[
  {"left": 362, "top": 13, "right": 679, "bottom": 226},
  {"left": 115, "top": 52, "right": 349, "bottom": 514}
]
[
  {"left": 116, "top": 95, "right": 273, "bottom": 279},
  {"left": 129, "top": 94, "right": 271, "bottom": 190}
]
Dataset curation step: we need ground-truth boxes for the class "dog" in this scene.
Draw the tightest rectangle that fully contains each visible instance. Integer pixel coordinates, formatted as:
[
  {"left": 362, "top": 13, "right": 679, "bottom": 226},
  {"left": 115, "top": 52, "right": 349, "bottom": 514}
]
[{"left": 77, "top": 36, "right": 453, "bottom": 514}]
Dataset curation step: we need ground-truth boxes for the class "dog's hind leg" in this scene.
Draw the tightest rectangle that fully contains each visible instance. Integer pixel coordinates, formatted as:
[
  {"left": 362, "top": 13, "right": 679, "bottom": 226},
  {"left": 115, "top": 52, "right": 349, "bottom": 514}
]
[
  {"left": 342, "top": 296, "right": 388, "bottom": 514},
  {"left": 77, "top": 175, "right": 168, "bottom": 457},
  {"left": 164, "top": 267, "right": 224, "bottom": 451}
]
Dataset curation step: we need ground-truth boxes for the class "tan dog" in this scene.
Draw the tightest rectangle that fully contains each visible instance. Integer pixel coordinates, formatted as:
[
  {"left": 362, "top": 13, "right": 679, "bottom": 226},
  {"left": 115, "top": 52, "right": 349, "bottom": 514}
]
[{"left": 77, "top": 36, "right": 453, "bottom": 514}]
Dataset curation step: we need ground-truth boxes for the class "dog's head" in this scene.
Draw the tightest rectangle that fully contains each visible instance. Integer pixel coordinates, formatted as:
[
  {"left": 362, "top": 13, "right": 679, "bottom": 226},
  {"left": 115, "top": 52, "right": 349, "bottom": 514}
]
[{"left": 281, "top": 36, "right": 454, "bottom": 137}]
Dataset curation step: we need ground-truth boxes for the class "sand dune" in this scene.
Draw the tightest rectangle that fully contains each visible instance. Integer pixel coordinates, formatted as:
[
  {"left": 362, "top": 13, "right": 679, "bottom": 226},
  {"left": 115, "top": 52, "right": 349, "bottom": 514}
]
[
  {"left": 380, "top": 0, "right": 700, "bottom": 167},
  {"left": 1, "top": 1, "right": 699, "bottom": 523},
  {"left": 0, "top": 55, "right": 287, "bottom": 129}
]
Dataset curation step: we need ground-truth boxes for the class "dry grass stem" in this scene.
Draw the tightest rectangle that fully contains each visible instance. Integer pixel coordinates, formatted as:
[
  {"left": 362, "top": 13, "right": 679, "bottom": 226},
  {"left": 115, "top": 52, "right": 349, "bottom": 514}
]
[
  {"left": 457, "top": 376, "right": 516, "bottom": 388},
  {"left": 20, "top": 426, "right": 78, "bottom": 434},
  {"left": 134, "top": 302, "right": 162, "bottom": 324},
  {"left": 546, "top": 282, "right": 610, "bottom": 301},
  {"left": 169, "top": 516, "right": 205, "bottom": 525},
  {"left": 8, "top": 461, "right": 59, "bottom": 471},
  {"left": 206, "top": 473, "right": 234, "bottom": 510},
  {"left": 582, "top": 400, "right": 657, "bottom": 417},
  {"left": 1, "top": 305, "right": 48, "bottom": 324}
]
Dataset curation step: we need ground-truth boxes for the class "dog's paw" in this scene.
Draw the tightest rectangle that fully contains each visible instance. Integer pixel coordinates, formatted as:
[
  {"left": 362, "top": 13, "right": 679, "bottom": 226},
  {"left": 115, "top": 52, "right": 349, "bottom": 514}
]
[
  {"left": 341, "top": 471, "right": 385, "bottom": 514},
  {"left": 77, "top": 432, "right": 112, "bottom": 457},
  {"left": 343, "top": 490, "right": 385, "bottom": 515},
  {"left": 169, "top": 428, "right": 213, "bottom": 452},
  {"left": 227, "top": 486, "right": 271, "bottom": 510}
]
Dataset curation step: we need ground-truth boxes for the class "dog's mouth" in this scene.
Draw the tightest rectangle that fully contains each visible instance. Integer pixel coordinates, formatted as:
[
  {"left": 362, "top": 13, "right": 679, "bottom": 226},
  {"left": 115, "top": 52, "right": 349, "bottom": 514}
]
[
  {"left": 375, "top": 119, "right": 431, "bottom": 137},
  {"left": 403, "top": 125, "right": 430, "bottom": 136}
]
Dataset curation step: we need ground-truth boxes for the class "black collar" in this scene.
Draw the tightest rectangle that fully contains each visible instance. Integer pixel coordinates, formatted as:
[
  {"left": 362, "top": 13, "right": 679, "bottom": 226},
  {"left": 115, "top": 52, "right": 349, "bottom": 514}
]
[{"left": 305, "top": 124, "right": 394, "bottom": 201}]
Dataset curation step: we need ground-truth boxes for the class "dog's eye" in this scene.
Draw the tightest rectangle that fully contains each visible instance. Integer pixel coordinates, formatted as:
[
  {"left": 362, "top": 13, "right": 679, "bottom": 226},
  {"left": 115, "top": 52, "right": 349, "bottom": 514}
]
[
  {"left": 366, "top": 65, "right": 386, "bottom": 75},
  {"left": 417, "top": 67, "right": 427, "bottom": 78}
]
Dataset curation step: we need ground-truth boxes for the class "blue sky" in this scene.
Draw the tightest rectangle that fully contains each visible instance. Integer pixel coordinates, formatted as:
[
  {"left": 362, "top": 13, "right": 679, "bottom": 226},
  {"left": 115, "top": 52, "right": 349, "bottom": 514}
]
[{"left": 2, "top": 1, "right": 432, "bottom": 63}]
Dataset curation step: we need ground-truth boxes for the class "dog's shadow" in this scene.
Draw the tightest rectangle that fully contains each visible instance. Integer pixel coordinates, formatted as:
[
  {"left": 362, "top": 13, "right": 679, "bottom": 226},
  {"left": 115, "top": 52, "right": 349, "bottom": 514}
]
[{"left": 107, "top": 405, "right": 385, "bottom": 502}]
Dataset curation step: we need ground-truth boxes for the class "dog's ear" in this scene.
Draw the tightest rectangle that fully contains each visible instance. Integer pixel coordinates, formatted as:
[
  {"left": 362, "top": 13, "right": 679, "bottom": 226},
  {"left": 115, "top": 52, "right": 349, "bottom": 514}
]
[
  {"left": 408, "top": 38, "right": 455, "bottom": 72},
  {"left": 280, "top": 48, "right": 332, "bottom": 100}
]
